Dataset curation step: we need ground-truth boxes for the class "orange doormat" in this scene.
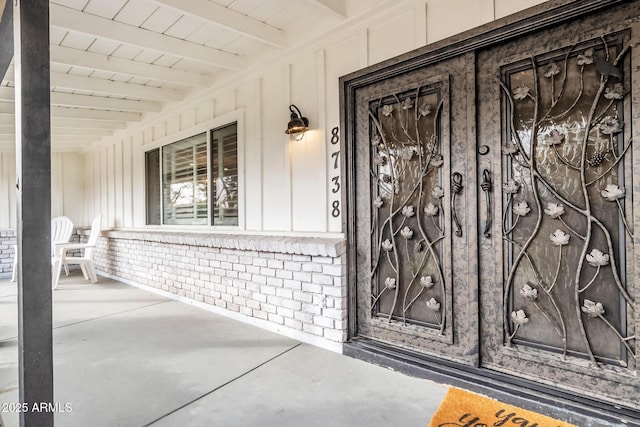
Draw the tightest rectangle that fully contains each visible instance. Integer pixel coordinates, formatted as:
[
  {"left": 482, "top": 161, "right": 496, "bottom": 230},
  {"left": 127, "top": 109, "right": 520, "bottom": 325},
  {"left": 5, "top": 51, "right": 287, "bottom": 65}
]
[{"left": 428, "top": 387, "right": 577, "bottom": 427}]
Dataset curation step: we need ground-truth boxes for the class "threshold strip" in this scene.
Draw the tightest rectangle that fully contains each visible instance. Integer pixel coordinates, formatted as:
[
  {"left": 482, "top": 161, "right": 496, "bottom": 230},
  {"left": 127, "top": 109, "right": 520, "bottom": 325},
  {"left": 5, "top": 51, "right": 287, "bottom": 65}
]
[{"left": 144, "top": 342, "right": 304, "bottom": 426}]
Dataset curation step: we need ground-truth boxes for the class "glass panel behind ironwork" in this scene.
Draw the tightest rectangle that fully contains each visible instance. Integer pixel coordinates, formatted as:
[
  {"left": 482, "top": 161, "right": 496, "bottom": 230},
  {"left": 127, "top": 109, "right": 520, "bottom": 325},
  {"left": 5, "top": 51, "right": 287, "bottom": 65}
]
[
  {"left": 500, "top": 36, "right": 634, "bottom": 365},
  {"left": 369, "top": 86, "right": 446, "bottom": 332}
]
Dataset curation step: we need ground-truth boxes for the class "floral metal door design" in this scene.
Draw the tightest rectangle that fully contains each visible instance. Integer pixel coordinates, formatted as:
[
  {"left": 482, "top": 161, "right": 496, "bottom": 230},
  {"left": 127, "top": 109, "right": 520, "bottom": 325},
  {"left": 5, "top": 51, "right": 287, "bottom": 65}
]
[
  {"left": 477, "top": 13, "right": 639, "bottom": 406},
  {"left": 351, "top": 54, "right": 479, "bottom": 363},
  {"left": 344, "top": 1, "right": 640, "bottom": 416}
]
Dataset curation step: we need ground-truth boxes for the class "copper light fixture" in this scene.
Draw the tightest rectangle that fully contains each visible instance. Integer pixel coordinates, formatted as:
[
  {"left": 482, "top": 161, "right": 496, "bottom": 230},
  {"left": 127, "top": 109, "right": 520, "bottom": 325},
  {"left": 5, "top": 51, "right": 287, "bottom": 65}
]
[{"left": 284, "top": 104, "right": 309, "bottom": 141}]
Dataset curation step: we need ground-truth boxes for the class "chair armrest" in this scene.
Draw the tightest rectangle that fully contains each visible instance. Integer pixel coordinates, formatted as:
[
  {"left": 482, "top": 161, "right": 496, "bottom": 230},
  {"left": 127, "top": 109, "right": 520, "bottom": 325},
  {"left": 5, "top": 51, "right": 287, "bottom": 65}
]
[
  {"left": 54, "top": 242, "right": 95, "bottom": 259},
  {"left": 55, "top": 243, "right": 95, "bottom": 250}
]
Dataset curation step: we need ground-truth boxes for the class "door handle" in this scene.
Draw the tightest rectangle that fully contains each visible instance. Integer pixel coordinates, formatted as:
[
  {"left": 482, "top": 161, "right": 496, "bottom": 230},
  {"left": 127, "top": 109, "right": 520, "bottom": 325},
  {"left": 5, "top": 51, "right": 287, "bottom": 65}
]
[
  {"left": 451, "top": 172, "right": 463, "bottom": 237},
  {"left": 481, "top": 169, "right": 492, "bottom": 238}
]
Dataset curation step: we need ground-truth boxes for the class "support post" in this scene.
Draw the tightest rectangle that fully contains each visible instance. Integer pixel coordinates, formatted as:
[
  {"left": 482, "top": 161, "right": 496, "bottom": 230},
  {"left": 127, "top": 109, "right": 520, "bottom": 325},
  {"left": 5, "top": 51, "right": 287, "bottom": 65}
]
[{"left": 14, "top": 1, "right": 53, "bottom": 426}]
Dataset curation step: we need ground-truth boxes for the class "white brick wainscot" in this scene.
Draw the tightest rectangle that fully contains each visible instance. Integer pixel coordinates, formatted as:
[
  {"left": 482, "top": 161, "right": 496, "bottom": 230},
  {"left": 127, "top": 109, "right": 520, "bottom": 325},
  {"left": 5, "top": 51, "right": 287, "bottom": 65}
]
[
  {"left": 0, "top": 229, "right": 15, "bottom": 276},
  {"left": 92, "top": 230, "right": 347, "bottom": 353}
]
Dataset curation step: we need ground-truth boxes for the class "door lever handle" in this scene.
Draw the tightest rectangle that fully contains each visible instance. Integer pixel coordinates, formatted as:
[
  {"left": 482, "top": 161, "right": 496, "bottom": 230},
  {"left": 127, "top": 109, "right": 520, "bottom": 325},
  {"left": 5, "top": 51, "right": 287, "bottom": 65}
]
[
  {"left": 451, "top": 172, "right": 463, "bottom": 237},
  {"left": 481, "top": 169, "right": 492, "bottom": 238}
]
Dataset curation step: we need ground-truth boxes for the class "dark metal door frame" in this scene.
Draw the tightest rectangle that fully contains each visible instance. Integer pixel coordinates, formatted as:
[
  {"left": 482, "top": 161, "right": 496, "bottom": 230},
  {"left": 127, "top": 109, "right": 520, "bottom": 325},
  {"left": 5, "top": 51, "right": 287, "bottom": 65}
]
[{"left": 340, "top": 0, "right": 640, "bottom": 425}]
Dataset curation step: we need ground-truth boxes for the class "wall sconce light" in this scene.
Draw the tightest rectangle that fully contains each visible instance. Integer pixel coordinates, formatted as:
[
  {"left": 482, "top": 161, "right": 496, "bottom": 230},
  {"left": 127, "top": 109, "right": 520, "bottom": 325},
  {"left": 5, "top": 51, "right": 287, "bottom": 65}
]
[{"left": 284, "top": 104, "right": 309, "bottom": 141}]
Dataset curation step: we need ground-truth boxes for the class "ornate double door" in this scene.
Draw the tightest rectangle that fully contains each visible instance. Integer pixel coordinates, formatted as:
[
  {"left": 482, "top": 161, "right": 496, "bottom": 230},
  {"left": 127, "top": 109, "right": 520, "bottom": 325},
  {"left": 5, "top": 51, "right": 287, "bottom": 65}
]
[{"left": 346, "top": 1, "right": 640, "bottom": 411}]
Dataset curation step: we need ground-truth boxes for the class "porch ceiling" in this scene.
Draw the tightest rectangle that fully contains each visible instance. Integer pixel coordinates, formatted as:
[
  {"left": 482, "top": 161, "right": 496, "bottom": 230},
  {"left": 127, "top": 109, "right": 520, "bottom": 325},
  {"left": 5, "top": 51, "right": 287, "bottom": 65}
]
[{"left": 2, "top": 0, "right": 380, "bottom": 151}]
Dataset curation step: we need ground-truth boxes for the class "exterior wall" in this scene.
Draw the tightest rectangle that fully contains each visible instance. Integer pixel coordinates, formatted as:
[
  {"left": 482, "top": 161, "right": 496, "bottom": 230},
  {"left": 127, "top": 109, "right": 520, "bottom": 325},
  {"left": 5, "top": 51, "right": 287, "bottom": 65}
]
[
  {"left": 0, "top": 229, "right": 82, "bottom": 278},
  {"left": 69, "top": 0, "right": 546, "bottom": 232},
  {"left": 0, "top": 229, "right": 15, "bottom": 276},
  {"left": 0, "top": 0, "right": 548, "bottom": 347},
  {"left": 0, "top": 152, "right": 15, "bottom": 228},
  {"left": 0, "top": 151, "right": 86, "bottom": 228},
  {"left": 0, "top": 1, "right": 548, "bottom": 230},
  {"left": 92, "top": 230, "right": 346, "bottom": 352}
]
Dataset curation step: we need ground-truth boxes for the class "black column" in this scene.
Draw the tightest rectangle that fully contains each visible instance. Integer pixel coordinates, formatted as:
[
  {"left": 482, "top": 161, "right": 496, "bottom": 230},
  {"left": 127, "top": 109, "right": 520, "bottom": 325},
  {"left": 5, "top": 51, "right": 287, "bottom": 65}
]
[{"left": 13, "top": 1, "right": 53, "bottom": 426}]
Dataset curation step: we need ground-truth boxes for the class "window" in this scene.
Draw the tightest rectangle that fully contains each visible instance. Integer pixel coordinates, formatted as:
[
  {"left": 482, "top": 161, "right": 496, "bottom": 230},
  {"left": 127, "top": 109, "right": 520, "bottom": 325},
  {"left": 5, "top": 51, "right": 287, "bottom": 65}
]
[
  {"left": 145, "top": 148, "right": 161, "bottom": 225},
  {"left": 162, "top": 133, "right": 208, "bottom": 225},
  {"left": 211, "top": 124, "right": 238, "bottom": 226},
  {"left": 145, "top": 122, "right": 238, "bottom": 226}
]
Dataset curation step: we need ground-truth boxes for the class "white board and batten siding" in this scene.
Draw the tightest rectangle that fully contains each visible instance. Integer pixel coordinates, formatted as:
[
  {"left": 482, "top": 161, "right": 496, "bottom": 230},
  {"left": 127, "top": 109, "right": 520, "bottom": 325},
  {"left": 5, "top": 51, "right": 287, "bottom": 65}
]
[{"left": 0, "top": 0, "right": 547, "bottom": 232}]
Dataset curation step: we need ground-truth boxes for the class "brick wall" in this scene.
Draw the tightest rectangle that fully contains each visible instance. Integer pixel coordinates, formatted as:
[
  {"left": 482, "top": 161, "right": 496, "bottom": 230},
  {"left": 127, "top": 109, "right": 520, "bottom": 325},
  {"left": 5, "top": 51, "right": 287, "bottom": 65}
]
[
  {"left": 0, "top": 229, "right": 83, "bottom": 278},
  {"left": 0, "top": 229, "right": 16, "bottom": 275},
  {"left": 92, "top": 230, "right": 348, "bottom": 352}
]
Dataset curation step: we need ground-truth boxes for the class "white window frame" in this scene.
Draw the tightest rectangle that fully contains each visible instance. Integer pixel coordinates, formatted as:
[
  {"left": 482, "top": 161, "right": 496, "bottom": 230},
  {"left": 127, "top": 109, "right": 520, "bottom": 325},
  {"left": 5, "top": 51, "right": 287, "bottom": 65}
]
[{"left": 142, "top": 109, "right": 245, "bottom": 231}]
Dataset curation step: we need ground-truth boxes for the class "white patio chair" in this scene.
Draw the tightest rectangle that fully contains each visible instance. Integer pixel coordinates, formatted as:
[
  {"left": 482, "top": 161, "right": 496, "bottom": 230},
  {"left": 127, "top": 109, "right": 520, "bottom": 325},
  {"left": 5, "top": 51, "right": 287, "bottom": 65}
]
[
  {"left": 53, "top": 215, "right": 102, "bottom": 289},
  {"left": 12, "top": 216, "right": 74, "bottom": 283},
  {"left": 51, "top": 216, "right": 74, "bottom": 251},
  {"left": 49, "top": 216, "right": 75, "bottom": 288}
]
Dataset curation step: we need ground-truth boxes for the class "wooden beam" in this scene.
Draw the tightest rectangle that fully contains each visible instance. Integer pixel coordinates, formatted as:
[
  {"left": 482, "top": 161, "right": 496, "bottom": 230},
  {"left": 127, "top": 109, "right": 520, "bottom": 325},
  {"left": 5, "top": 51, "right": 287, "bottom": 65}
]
[
  {"left": 51, "top": 73, "right": 180, "bottom": 103},
  {"left": 14, "top": 0, "right": 54, "bottom": 425},
  {"left": 51, "top": 72, "right": 185, "bottom": 102},
  {"left": 0, "top": 115, "right": 127, "bottom": 129},
  {"left": 51, "top": 45, "right": 213, "bottom": 87},
  {"left": 4, "top": 64, "right": 185, "bottom": 101},
  {"left": 52, "top": 106, "right": 143, "bottom": 121},
  {"left": 0, "top": 86, "right": 162, "bottom": 112},
  {"left": 51, "top": 127, "right": 113, "bottom": 137},
  {"left": 309, "top": 0, "right": 347, "bottom": 18},
  {"left": 50, "top": 92, "right": 162, "bottom": 112},
  {"left": 0, "top": 134, "right": 106, "bottom": 150},
  {"left": 0, "top": 134, "right": 100, "bottom": 142},
  {"left": 52, "top": 117, "right": 127, "bottom": 129},
  {"left": 0, "top": 125, "right": 114, "bottom": 136},
  {"left": 50, "top": 3, "right": 244, "bottom": 69},
  {"left": 0, "top": 102, "right": 144, "bottom": 121},
  {"left": 149, "top": 0, "right": 288, "bottom": 48}
]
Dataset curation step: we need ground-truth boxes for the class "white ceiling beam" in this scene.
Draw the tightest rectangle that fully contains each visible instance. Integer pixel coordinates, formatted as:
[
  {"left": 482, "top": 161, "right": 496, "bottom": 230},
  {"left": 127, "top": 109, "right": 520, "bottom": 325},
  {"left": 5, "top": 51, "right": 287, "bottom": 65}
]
[
  {"left": 51, "top": 117, "right": 127, "bottom": 130},
  {"left": 0, "top": 115, "right": 127, "bottom": 129},
  {"left": 5, "top": 65, "right": 185, "bottom": 102},
  {"left": 51, "top": 106, "right": 142, "bottom": 121},
  {"left": 53, "top": 144, "right": 99, "bottom": 152},
  {"left": 0, "top": 103, "right": 143, "bottom": 121},
  {"left": 51, "top": 128, "right": 113, "bottom": 137},
  {"left": 0, "top": 125, "right": 114, "bottom": 137},
  {"left": 51, "top": 46, "right": 212, "bottom": 88},
  {"left": 51, "top": 71, "right": 184, "bottom": 102},
  {"left": 50, "top": 4, "right": 244, "bottom": 70},
  {"left": 0, "top": 87, "right": 161, "bottom": 112},
  {"left": 309, "top": 0, "right": 347, "bottom": 18},
  {"left": 149, "top": 0, "right": 287, "bottom": 48},
  {"left": 0, "top": 136, "right": 103, "bottom": 151},
  {"left": 0, "top": 134, "right": 95, "bottom": 142},
  {"left": 50, "top": 92, "right": 161, "bottom": 112},
  {"left": 0, "top": 140, "right": 102, "bottom": 153}
]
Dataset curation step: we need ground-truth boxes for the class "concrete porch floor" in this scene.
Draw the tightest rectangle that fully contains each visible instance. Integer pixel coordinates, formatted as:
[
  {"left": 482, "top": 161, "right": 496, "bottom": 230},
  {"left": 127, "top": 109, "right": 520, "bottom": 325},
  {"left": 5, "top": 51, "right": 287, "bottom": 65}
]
[{"left": 0, "top": 272, "right": 447, "bottom": 427}]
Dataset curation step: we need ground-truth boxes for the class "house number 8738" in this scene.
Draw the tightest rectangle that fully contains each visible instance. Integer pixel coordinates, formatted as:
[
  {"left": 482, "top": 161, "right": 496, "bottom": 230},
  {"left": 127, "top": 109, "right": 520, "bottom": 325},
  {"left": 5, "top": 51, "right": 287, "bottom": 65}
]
[{"left": 330, "top": 127, "right": 340, "bottom": 218}]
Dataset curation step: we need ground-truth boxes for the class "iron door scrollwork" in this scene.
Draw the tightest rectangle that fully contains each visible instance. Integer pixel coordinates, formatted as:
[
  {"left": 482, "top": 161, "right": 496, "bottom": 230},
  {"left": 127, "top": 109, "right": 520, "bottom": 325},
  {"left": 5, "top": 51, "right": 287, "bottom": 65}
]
[
  {"left": 499, "top": 35, "right": 635, "bottom": 367},
  {"left": 350, "top": 52, "right": 475, "bottom": 361},
  {"left": 368, "top": 86, "right": 448, "bottom": 332},
  {"left": 347, "top": 0, "right": 640, "bottom": 416},
  {"left": 473, "top": 7, "right": 640, "bottom": 406}
]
